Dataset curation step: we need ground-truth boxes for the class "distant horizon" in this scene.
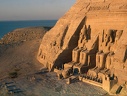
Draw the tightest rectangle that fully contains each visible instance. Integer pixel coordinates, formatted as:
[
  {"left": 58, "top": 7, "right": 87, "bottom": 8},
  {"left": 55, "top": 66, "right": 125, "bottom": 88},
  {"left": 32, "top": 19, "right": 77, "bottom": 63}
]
[
  {"left": 0, "top": 0, "right": 76, "bottom": 21},
  {"left": 0, "top": 20, "right": 57, "bottom": 38},
  {"left": 0, "top": 19, "right": 58, "bottom": 22}
]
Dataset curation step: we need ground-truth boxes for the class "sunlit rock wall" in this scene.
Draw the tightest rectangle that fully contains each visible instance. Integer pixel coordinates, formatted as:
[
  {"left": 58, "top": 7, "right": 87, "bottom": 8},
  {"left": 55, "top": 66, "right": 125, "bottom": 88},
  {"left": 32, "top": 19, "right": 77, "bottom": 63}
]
[{"left": 37, "top": 0, "right": 127, "bottom": 83}]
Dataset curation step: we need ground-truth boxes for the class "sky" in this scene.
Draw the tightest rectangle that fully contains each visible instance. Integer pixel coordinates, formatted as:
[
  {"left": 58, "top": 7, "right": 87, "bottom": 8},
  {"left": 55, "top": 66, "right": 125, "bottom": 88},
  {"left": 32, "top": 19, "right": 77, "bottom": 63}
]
[{"left": 0, "top": 0, "right": 76, "bottom": 21}]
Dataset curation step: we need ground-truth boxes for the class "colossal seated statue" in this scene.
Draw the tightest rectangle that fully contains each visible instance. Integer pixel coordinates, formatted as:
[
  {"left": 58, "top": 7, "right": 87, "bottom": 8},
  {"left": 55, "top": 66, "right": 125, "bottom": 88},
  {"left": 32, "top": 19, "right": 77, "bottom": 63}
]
[
  {"left": 87, "top": 29, "right": 114, "bottom": 77},
  {"left": 64, "top": 25, "right": 88, "bottom": 69},
  {"left": 64, "top": 24, "right": 99, "bottom": 74},
  {"left": 88, "top": 29, "right": 123, "bottom": 79},
  {"left": 97, "top": 52, "right": 114, "bottom": 78},
  {"left": 73, "top": 49, "right": 90, "bottom": 74},
  {"left": 98, "top": 30, "right": 123, "bottom": 79},
  {"left": 78, "top": 25, "right": 88, "bottom": 48},
  {"left": 64, "top": 47, "right": 82, "bottom": 69}
]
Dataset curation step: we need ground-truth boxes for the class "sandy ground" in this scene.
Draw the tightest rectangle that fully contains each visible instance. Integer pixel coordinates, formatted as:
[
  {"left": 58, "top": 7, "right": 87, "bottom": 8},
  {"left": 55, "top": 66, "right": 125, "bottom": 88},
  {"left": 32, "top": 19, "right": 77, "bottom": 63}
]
[{"left": 0, "top": 27, "right": 109, "bottom": 96}]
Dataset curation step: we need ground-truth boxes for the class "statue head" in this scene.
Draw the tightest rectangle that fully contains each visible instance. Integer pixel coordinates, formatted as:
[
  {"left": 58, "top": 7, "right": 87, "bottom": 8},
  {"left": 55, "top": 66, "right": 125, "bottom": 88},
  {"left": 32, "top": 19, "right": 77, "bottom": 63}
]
[
  {"left": 80, "top": 25, "right": 87, "bottom": 37},
  {"left": 104, "top": 30, "right": 113, "bottom": 46}
]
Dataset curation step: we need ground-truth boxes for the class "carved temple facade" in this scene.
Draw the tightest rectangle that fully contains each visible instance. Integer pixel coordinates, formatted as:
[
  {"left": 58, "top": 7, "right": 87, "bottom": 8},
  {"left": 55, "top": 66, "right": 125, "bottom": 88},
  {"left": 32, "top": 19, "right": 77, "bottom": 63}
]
[{"left": 37, "top": 0, "right": 127, "bottom": 94}]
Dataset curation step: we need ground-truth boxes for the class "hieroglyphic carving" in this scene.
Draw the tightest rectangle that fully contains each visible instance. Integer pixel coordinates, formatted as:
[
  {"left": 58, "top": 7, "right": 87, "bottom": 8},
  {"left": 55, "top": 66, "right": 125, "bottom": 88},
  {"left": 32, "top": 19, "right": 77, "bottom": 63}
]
[
  {"left": 119, "top": 4, "right": 127, "bottom": 9},
  {"left": 88, "top": 3, "right": 110, "bottom": 11}
]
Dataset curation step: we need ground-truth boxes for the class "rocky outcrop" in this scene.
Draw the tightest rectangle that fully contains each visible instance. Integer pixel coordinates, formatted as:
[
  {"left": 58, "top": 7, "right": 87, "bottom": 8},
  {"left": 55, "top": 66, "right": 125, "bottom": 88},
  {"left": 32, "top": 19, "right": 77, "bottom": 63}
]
[
  {"left": 37, "top": 0, "right": 127, "bottom": 94},
  {"left": 0, "top": 27, "right": 50, "bottom": 45},
  {"left": 0, "top": 27, "right": 50, "bottom": 56}
]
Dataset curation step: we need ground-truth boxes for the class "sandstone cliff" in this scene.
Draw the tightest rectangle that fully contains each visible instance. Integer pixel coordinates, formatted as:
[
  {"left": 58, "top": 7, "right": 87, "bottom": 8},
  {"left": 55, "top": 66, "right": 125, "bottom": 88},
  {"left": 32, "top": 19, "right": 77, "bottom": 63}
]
[{"left": 37, "top": 0, "right": 127, "bottom": 88}]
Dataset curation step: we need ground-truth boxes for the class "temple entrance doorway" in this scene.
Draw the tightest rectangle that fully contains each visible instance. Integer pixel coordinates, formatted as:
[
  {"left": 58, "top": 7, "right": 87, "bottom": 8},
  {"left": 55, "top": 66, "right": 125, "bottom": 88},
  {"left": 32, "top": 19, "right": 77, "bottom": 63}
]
[{"left": 73, "top": 68, "right": 79, "bottom": 75}]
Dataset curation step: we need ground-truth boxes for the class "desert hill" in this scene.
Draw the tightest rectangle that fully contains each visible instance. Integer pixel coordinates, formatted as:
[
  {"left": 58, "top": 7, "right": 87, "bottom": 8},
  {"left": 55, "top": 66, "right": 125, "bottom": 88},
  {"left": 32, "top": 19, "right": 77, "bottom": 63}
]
[
  {"left": 0, "top": 27, "right": 49, "bottom": 80},
  {"left": 0, "top": 26, "right": 51, "bottom": 45}
]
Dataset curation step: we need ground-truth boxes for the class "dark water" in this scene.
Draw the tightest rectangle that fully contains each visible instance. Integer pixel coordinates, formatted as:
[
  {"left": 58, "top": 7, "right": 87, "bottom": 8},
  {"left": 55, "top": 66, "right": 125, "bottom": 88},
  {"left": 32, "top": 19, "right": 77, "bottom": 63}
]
[{"left": 0, "top": 20, "right": 57, "bottom": 39}]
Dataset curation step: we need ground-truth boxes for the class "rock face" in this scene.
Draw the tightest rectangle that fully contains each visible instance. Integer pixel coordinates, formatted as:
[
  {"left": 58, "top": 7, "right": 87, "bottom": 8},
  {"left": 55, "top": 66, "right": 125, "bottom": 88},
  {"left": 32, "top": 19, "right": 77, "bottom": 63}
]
[{"left": 37, "top": 0, "right": 127, "bottom": 94}]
